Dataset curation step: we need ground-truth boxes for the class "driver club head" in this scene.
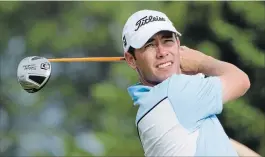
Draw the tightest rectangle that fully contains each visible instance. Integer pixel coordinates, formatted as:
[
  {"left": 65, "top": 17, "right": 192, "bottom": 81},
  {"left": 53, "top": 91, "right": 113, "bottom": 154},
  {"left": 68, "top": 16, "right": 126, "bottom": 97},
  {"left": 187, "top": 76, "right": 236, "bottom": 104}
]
[{"left": 17, "top": 56, "right": 52, "bottom": 93}]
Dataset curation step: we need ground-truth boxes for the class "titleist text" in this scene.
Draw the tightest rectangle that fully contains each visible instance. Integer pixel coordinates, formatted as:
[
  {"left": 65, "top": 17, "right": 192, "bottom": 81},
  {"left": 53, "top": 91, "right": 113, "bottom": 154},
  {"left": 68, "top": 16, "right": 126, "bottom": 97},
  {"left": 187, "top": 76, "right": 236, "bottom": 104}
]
[{"left": 135, "top": 16, "right": 166, "bottom": 31}]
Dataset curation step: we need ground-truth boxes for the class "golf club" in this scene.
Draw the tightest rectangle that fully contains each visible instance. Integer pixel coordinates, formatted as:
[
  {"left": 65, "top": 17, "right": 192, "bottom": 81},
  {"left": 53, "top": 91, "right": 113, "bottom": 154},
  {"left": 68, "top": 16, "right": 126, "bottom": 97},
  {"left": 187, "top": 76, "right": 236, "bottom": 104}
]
[
  {"left": 48, "top": 57, "right": 125, "bottom": 62},
  {"left": 17, "top": 56, "right": 125, "bottom": 93}
]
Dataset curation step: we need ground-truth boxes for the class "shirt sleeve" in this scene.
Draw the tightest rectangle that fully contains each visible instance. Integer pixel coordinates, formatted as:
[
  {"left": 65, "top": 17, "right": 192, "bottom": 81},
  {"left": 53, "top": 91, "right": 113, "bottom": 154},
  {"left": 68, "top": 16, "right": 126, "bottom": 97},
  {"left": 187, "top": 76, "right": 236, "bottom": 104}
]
[{"left": 167, "top": 74, "right": 223, "bottom": 126}]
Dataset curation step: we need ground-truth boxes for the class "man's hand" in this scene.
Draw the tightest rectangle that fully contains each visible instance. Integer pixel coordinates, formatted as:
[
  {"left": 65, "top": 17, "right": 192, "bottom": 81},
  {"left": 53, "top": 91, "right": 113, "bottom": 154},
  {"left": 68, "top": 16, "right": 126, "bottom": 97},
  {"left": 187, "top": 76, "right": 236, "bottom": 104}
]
[{"left": 179, "top": 46, "right": 207, "bottom": 75}]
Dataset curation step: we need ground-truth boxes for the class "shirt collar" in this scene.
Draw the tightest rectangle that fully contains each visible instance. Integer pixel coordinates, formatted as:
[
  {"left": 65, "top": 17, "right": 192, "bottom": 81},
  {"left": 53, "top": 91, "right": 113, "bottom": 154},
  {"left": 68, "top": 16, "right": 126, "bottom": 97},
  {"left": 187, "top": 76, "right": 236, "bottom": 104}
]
[{"left": 127, "top": 83, "right": 152, "bottom": 106}]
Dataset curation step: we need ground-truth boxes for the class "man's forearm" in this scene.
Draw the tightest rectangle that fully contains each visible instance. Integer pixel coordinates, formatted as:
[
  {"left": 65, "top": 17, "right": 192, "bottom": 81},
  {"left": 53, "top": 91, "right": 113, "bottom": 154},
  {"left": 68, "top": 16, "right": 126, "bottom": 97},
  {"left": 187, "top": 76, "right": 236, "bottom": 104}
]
[
  {"left": 198, "top": 55, "right": 245, "bottom": 77},
  {"left": 230, "top": 139, "right": 261, "bottom": 157},
  {"left": 180, "top": 46, "right": 247, "bottom": 77}
]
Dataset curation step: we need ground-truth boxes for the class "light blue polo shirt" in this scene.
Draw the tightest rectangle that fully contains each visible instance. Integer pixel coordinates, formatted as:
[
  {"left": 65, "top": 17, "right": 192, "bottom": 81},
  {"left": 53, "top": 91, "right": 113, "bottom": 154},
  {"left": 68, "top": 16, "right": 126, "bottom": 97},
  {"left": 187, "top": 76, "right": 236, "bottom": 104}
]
[{"left": 127, "top": 74, "right": 238, "bottom": 156}]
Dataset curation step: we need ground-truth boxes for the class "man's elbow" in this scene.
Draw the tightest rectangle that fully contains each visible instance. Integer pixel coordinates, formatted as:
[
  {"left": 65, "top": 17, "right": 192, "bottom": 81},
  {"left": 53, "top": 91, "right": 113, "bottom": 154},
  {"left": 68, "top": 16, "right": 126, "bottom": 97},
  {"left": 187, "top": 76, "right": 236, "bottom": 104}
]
[{"left": 240, "top": 72, "right": 251, "bottom": 95}]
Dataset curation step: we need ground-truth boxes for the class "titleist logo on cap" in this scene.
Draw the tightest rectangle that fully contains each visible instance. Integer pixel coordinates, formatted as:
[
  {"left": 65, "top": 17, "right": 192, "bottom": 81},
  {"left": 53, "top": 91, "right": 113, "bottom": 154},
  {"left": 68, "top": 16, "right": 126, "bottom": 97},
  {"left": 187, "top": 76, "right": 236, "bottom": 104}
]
[{"left": 135, "top": 15, "right": 166, "bottom": 31}]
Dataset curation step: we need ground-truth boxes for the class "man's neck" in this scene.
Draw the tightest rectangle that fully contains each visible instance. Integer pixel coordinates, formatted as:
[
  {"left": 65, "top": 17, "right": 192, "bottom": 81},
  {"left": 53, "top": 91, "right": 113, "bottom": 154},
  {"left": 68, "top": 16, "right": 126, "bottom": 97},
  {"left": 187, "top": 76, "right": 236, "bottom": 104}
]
[{"left": 139, "top": 77, "right": 160, "bottom": 87}]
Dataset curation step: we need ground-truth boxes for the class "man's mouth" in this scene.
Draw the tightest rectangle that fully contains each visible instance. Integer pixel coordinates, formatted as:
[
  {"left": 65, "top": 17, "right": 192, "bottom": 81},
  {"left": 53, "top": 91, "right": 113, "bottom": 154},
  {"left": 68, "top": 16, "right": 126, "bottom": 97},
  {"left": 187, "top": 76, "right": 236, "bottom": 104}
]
[{"left": 157, "top": 61, "right": 173, "bottom": 69}]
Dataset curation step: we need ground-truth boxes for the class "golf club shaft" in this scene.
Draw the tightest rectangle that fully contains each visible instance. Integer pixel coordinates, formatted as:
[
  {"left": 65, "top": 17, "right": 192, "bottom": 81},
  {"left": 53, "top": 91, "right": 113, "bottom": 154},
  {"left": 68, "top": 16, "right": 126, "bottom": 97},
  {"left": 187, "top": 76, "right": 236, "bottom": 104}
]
[{"left": 48, "top": 57, "right": 125, "bottom": 62}]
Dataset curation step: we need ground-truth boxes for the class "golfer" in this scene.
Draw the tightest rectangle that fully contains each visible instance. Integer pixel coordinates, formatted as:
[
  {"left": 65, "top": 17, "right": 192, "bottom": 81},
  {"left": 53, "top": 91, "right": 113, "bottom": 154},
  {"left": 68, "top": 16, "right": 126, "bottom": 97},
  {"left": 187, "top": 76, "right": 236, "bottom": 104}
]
[{"left": 122, "top": 9, "right": 260, "bottom": 156}]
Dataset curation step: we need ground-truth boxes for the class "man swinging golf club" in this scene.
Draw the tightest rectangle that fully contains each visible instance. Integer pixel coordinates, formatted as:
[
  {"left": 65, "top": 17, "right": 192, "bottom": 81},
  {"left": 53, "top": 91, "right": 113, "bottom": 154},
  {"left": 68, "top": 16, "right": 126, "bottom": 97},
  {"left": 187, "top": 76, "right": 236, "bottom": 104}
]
[{"left": 122, "top": 9, "right": 260, "bottom": 156}]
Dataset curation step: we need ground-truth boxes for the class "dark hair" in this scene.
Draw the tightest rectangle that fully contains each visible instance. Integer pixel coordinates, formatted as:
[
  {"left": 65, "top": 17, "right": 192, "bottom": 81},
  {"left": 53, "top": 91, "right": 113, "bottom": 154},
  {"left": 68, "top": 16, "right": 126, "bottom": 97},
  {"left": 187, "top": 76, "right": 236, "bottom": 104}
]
[{"left": 128, "top": 46, "right": 136, "bottom": 59}]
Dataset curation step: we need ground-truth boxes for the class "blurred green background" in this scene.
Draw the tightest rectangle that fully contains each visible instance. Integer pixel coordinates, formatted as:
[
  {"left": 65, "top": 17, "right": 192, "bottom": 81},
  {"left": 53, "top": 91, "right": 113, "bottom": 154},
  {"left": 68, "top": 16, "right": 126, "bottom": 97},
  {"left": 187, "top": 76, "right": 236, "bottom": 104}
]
[{"left": 0, "top": 1, "right": 264, "bottom": 156}]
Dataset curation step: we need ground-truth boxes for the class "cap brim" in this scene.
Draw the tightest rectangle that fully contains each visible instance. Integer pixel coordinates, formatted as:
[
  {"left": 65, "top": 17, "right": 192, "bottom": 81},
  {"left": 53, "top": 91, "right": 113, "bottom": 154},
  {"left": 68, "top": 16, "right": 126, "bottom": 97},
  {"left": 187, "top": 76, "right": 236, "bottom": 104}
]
[{"left": 130, "top": 22, "right": 181, "bottom": 49}]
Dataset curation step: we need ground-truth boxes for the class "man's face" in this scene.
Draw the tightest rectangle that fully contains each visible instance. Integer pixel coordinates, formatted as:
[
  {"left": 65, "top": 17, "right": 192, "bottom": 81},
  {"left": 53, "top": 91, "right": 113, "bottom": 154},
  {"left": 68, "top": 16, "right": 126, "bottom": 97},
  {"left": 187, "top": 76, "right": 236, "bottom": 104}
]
[{"left": 125, "top": 31, "right": 181, "bottom": 85}]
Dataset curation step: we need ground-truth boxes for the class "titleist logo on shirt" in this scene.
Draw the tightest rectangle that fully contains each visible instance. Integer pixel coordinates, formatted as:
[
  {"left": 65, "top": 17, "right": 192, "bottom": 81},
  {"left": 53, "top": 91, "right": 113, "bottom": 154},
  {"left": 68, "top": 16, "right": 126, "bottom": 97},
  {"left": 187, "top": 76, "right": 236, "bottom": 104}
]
[{"left": 135, "top": 15, "right": 166, "bottom": 31}]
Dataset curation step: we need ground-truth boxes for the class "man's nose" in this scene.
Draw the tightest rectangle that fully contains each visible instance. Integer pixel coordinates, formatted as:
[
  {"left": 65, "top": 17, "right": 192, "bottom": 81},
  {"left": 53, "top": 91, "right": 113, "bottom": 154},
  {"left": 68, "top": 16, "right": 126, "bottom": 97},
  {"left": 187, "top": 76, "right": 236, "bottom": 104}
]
[{"left": 156, "top": 44, "right": 169, "bottom": 58}]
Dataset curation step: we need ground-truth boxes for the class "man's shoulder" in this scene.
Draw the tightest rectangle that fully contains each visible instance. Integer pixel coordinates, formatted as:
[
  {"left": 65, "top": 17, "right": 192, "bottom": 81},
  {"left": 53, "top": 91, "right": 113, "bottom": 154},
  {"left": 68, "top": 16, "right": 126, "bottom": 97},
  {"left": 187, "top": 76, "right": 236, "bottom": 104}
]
[{"left": 127, "top": 80, "right": 171, "bottom": 107}]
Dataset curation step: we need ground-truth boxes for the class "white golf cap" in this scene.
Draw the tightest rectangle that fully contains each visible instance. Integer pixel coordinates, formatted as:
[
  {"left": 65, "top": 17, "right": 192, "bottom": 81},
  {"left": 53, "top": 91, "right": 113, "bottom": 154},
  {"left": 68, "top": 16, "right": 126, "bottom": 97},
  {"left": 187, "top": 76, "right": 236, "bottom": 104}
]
[{"left": 122, "top": 9, "right": 181, "bottom": 52}]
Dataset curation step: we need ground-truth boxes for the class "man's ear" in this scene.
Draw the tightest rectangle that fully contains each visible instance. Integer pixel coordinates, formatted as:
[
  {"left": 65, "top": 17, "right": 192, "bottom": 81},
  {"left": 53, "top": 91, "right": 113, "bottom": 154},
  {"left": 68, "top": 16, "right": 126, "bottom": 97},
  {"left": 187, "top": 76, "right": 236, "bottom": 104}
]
[{"left": 124, "top": 52, "right": 137, "bottom": 70}]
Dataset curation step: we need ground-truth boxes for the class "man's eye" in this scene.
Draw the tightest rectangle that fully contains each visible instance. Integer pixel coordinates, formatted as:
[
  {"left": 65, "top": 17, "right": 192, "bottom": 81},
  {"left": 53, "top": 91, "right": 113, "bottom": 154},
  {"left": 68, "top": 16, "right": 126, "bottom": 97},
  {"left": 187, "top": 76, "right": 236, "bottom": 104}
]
[
  {"left": 144, "top": 43, "right": 154, "bottom": 48},
  {"left": 165, "top": 39, "right": 173, "bottom": 42}
]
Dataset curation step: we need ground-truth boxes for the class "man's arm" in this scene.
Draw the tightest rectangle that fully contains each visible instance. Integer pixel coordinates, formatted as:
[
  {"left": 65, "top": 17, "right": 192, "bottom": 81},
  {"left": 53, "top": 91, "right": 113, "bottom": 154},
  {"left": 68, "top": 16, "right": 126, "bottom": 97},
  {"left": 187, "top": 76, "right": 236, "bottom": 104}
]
[
  {"left": 180, "top": 46, "right": 250, "bottom": 104},
  {"left": 230, "top": 138, "right": 261, "bottom": 157}
]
